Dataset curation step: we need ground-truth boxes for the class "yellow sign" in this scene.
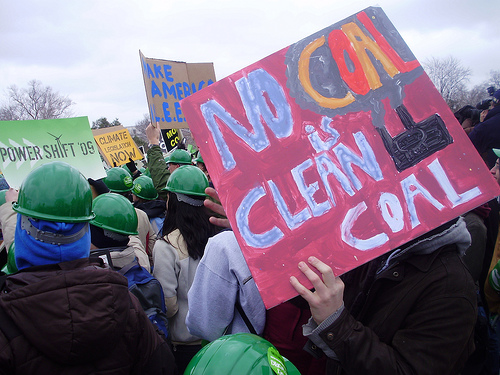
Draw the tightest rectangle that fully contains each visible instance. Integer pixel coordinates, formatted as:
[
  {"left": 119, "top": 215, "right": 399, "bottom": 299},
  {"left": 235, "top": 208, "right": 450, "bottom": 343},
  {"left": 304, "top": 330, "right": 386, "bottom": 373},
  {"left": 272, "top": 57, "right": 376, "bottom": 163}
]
[{"left": 92, "top": 126, "right": 143, "bottom": 167}]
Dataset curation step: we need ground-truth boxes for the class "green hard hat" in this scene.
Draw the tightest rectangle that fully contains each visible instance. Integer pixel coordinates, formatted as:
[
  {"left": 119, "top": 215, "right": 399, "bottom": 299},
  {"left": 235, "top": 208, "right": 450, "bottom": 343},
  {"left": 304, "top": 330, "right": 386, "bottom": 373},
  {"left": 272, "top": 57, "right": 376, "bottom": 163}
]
[
  {"left": 90, "top": 193, "right": 138, "bottom": 235},
  {"left": 140, "top": 167, "right": 151, "bottom": 178},
  {"left": 184, "top": 333, "right": 301, "bottom": 375},
  {"left": 193, "top": 151, "right": 204, "bottom": 164},
  {"left": 493, "top": 149, "right": 500, "bottom": 158},
  {"left": 168, "top": 149, "right": 192, "bottom": 165},
  {"left": 104, "top": 167, "right": 133, "bottom": 193},
  {"left": 13, "top": 161, "right": 94, "bottom": 223},
  {"left": 132, "top": 175, "right": 158, "bottom": 200},
  {"left": 0, "top": 189, "right": 7, "bottom": 206},
  {"left": 1, "top": 243, "right": 18, "bottom": 275},
  {"left": 163, "top": 165, "right": 208, "bottom": 197}
]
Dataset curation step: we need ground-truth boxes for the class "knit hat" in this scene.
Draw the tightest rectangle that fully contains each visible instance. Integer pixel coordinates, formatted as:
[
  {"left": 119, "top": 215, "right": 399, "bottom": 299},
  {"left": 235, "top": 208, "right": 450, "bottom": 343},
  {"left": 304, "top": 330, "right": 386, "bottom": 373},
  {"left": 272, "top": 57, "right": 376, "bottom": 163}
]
[
  {"left": 88, "top": 178, "right": 110, "bottom": 196},
  {"left": 493, "top": 90, "right": 500, "bottom": 104},
  {"left": 90, "top": 224, "right": 129, "bottom": 249},
  {"left": 15, "top": 214, "right": 91, "bottom": 270}
]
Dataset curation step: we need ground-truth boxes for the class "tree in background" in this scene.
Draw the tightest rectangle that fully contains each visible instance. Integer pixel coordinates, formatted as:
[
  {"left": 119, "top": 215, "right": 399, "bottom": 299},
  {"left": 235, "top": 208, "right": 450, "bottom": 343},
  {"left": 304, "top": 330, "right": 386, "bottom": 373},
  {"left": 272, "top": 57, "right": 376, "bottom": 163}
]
[
  {"left": 488, "top": 71, "right": 500, "bottom": 90},
  {"left": 0, "top": 80, "right": 73, "bottom": 121},
  {"left": 457, "top": 70, "right": 500, "bottom": 110},
  {"left": 132, "top": 114, "right": 149, "bottom": 140},
  {"left": 423, "top": 56, "right": 472, "bottom": 112},
  {"left": 91, "top": 117, "right": 122, "bottom": 129},
  {"left": 466, "top": 85, "right": 489, "bottom": 108},
  {"left": 133, "top": 136, "right": 147, "bottom": 150},
  {"left": 131, "top": 114, "right": 149, "bottom": 150}
]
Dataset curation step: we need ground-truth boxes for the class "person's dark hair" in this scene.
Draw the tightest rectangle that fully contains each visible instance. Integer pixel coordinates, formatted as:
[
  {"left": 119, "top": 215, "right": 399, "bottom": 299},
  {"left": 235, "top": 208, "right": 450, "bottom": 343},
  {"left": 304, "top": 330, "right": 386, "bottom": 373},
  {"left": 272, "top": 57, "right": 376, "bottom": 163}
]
[
  {"left": 454, "top": 105, "right": 481, "bottom": 125},
  {"left": 161, "top": 191, "right": 220, "bottom": 260},
  {"left": 116, "top": 190, "right": 133, "bottom": 203}
]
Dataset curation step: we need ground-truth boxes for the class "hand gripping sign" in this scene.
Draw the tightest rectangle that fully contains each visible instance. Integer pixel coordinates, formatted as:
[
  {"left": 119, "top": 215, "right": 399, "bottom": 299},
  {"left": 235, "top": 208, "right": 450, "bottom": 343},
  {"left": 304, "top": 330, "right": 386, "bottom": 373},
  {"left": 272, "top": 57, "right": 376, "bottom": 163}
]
[{"left": 181, "top": 7, "right": 500, "bottom": 308}]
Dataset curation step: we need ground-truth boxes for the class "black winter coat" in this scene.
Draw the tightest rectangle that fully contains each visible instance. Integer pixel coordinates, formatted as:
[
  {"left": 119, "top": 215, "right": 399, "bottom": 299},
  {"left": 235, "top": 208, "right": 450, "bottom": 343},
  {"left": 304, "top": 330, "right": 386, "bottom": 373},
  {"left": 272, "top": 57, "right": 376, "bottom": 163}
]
[{"left": 311, "top": 244, "right": 477, "bottom": 375}]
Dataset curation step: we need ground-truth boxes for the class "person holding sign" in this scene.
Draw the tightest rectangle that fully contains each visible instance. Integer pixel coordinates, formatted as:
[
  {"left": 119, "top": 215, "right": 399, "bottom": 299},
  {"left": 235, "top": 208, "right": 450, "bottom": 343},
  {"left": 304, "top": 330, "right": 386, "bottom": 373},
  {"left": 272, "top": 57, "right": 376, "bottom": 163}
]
[
  {"left": 194, "top": 188, "right": 477, "bottom": 374},
  {"left": 290, "top": 217, "right": 476, "bottom": 374},
  {"left": 146, "top": 123, "right": 171, "bottom": 201}
]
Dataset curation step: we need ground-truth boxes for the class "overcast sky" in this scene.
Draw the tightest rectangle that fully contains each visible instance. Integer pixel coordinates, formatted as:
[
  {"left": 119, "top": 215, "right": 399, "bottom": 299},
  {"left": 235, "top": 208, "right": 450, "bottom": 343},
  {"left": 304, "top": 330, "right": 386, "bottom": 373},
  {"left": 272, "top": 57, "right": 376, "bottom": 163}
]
[{"left": 1, "top": 0, "right": 498, "bottom": 127}]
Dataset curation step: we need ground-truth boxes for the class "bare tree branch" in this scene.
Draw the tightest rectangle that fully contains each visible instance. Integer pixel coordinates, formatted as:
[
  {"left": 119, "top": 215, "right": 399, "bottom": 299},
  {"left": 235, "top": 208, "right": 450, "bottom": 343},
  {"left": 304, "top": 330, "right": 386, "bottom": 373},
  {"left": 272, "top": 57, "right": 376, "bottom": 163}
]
[
  {"left": 0, "top": 80, "right": 74, "bottom": 121},
  {"left": 423, "top": 56, "right": 471, "bottom": 111}
]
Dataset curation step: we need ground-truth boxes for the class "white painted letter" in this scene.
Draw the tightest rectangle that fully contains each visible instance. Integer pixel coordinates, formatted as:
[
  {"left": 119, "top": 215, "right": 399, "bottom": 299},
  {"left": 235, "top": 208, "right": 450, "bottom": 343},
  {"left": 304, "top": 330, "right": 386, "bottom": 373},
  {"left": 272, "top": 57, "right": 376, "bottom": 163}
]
[
  {"left": 378, "top": 192, "right": 404, "bottom": 233},
  {"left": 291, "top": 159, "right": 331, "bottom": 217},
  {"left": 427, "top": 158, "right": 481, "bottom": 207},
  {"left": 333, "top": 131, "right": 383, "bottom": 191},
  {"left": 268, "top": 180, "right": 311, "bottom": 229},
  {"left": 236, "top": 186, "right": 284, "bottom": 248},
  {"left": 341, "top": 201, "right": 388, "bottom": 250},
  {"left": 401, "top": 174, "right": 445, "bottom": 229}
]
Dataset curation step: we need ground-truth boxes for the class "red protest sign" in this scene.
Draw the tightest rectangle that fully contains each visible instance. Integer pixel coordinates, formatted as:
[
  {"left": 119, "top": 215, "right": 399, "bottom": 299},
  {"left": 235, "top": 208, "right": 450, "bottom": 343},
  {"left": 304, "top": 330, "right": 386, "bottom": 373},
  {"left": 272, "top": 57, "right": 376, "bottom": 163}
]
[{"left": 181, "top": 7, "right": 500, "bottom": 309}]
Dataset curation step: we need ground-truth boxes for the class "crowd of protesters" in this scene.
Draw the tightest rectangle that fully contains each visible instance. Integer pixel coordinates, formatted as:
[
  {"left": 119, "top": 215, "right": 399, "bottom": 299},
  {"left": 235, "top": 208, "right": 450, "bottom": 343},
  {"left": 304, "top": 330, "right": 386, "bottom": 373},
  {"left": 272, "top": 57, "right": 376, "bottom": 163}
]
[{"left": 1, "top": 87, "right": 500, "bottom": 375}]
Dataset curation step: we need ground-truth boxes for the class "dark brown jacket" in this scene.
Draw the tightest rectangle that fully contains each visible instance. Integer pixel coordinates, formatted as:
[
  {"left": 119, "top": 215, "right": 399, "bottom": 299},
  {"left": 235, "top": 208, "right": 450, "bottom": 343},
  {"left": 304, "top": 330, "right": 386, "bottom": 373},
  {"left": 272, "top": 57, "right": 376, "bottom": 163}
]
[
  {"left": 0, "top": 258, "right": 177, "bottom": 375},
  {"left": 310, "top": 242, "right": 477, "bottom": 375}
]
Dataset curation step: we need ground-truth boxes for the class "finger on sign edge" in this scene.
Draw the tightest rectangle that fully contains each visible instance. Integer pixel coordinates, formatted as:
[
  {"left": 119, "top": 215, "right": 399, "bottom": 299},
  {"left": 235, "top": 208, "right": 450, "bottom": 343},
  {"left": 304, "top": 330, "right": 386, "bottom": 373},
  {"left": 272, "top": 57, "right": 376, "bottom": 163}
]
[
  {"left": 290, "top": 275, "right": 314, "bottom": 300},
  {"left": 308, "top": 256, "right": 337, "bottom": 288}
]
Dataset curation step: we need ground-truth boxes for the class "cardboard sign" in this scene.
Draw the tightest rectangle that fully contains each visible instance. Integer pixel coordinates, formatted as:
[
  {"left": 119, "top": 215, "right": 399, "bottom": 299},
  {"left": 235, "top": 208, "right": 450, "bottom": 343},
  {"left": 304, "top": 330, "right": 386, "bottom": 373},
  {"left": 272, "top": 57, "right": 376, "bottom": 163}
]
[
  {"left": 139, "top": 51, "right": 216, "bottom": 129},
  {"left": 0, "top": 117, "right": 106, "bottom": 188},
  {"left": 181, "top": 6, "right": 500, "bottom": 308},
  {"left": 161, "top": 128, "right": 181, "bottom": 152},
  {"left": 92, "top": 126, "right": 144, "bottom": 167}
]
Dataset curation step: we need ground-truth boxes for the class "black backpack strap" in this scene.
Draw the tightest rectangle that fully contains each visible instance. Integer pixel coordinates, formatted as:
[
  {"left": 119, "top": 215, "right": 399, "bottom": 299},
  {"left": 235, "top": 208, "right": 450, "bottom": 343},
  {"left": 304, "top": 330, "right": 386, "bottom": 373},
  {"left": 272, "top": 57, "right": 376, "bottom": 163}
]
[
  {"left": 0, "top": 275, "right": 22, "bottom": 341},
  {"left": 235, "top": 299, "right": 257, "bottom": 335},
  {"left": 222, "top": 272, "right": 258, "bottom": 336},
  {"left": 235, "top": 274, "right": 257, "bottom": 335}
]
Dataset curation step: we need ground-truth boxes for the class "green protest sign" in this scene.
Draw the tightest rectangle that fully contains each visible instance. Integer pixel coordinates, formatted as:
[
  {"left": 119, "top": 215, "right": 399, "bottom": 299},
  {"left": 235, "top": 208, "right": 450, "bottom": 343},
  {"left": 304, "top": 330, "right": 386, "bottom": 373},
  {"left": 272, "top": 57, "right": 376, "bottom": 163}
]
[{"left": 0, "top": 117, "right": 106, "bottom": 188}]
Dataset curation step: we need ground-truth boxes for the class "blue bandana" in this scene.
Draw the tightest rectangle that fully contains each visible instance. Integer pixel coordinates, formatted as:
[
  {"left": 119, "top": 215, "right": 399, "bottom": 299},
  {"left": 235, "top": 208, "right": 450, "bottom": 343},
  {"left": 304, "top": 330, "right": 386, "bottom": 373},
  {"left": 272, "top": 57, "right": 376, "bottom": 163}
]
[{"left": 15, "top": 214, "right": 91, "bottom": 270}]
